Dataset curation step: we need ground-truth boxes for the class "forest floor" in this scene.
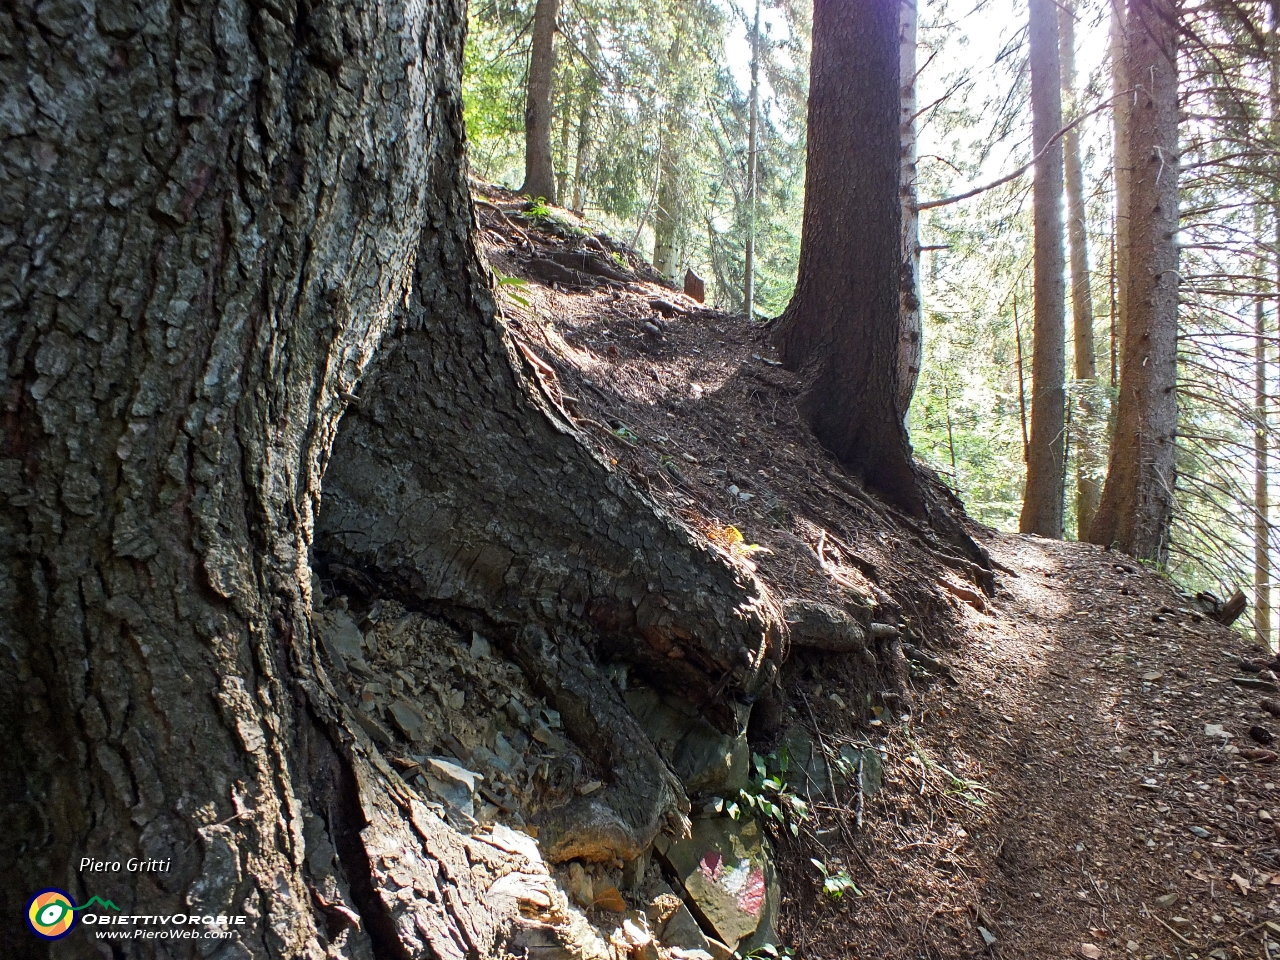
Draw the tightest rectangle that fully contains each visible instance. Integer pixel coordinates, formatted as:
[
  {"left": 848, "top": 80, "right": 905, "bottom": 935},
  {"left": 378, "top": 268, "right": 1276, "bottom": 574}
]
[{"left": 464, "top": 186, "right": 1280, "bottom": 960}]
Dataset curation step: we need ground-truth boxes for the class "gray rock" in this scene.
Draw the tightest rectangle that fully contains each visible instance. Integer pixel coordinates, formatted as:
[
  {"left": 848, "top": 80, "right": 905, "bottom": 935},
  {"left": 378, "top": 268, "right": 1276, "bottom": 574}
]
[
  {"left": 654, "top": 817, "right": 778, "bottom": 951},
  {"left": 626, "top": 687, "right": 749, "bottom": 795},
  {"left": 780, "top": 726, "right": 831, "bottom": 797},
  {"left": 1189, "top": 825, "right": 1211, "bottom": 838},
  {"left": 350, "top": 709, "right": 394, "bottom": 747},
  {"left": 387, "top": 700, "right": 428, "bottom": 742},
  {"left": 423, "top": 757, "right": 482, "bottom": 818},
  {"left": 781, "top": 599, "right": 870, "bottom": 655},
  {"left": 315, "top": 608, "right": 372, "bottom": 674}
]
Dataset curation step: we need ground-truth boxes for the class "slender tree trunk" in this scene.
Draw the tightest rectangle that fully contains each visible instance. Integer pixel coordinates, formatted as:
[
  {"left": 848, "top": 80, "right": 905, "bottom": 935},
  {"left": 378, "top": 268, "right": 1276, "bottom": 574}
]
[
  {"left": 556, "top": 78, "right": 573, "bottom": 207},
  {"left": 521, "top": 0, "right": 561, "bottom": 202},
  {"left": 1020, "top": 0, "right": 1068, "bottom": 538},
  {"left": 1087, "top": 0, "right": 1179, "bottom": 562},
  {"left": 1059, "top": 0, "right": 1103, "bottom": 539},
  {"left": 1257, "top": 260, "right": 1271, "bottom": 646},
  {"left": 1260, "top": 0, "right": 1280, "bottom": 648},
  {"left": 652, "top": 150, "right": 681, "bottom": 278},
  {"left": 898, "top": 0, "right": 923, "bottom": 421},
  {"left": 1111, "top": 0, "right": 1132, "bottom": 377},
  {"left": 570, "top": 31, "right": 601, "bottom": 216},
  {"left": 744, "top": 0, "right": 762, "bottom": 320}
]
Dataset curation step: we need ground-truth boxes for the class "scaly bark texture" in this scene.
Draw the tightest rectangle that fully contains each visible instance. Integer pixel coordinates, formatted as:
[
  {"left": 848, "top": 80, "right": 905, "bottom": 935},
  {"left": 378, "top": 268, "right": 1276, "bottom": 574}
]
[
  {"left": 315, "top": 214, "right": 784, "bottom": 858},
  {"left": 898, "top": 0, "right": 922, "bottom": 421},
  {"left": 2, "top": 0, "right": 725, "bottom": 956},
  {"left": 772, "top": 0, "right": 917, "bottom": 506},
  {"left": 520, "top": 0, "right": 560, "bottom": 203},
  {"left": 1060, "top": 0, "right": 1103, "bottom": 539},
  {"left": 1088, "top": 0, "right": 1179, "bottom": 562},
  {"left": 1020, "top": 0, "right": 1067, "bottom": 538}
]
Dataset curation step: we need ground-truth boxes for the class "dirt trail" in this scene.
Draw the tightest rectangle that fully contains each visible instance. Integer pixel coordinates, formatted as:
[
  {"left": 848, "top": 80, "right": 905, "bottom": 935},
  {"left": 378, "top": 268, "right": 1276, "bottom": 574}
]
[
  {"left": 470, "top": 186, "right": 1280, "bottom": 959},
  {"left": 793, "top": 533, "right": 1280, "bottom": 960}
]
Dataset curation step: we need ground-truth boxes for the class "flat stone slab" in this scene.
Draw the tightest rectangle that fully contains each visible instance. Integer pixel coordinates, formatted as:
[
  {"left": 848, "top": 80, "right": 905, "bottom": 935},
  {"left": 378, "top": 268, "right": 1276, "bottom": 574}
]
[{"left": 655, "top": 817, "right": 777, "bottom": 950}]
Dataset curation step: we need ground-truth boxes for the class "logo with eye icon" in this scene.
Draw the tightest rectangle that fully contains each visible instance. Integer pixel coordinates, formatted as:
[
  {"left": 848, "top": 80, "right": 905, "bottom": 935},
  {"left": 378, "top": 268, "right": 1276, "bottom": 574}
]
[{"left": 27, "top": 889, "right": 78, "bottom": 939}]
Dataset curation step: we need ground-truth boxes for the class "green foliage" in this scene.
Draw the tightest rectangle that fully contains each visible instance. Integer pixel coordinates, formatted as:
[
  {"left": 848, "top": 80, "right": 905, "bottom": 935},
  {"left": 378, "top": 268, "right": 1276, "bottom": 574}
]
[
  {"left": 808, "top": 859, "right": 861, "bottom": 899},
  {"left": 462, "top": 0, "right": 809, "bottom": 313},
  {"left": 723, "top": 750, "right": 809, "bottom": 837}
]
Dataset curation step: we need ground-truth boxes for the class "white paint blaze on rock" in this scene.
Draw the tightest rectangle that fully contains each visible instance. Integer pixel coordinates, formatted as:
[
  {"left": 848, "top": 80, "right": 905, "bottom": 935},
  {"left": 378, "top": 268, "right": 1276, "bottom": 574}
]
[{"left": 654, "top": 817, "right": 778, "bottom": 950}]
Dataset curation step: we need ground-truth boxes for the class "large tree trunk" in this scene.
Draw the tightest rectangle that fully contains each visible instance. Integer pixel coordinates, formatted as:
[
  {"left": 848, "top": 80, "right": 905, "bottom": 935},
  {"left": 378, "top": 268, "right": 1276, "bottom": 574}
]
[
  {"left": 1111, "top": 0, "right": 1132, "bottom": 382},
  {"left": 0, "top": 1, "right": 782, "bottom": 958},
  {"left": 771, "top": 0, "right": 917, "bottom": 505},
  {"left": 520, "top": 0, "right": 560, "bottom": 203},
  {"left": 1020, "top": 0, "right": 1068, "bottom": 538},
  {"left": 0, "top": 1, "right": 487, "bottom": 956},
  {"left": 1060, "top": 0, "right": 1103, "bottom": 539},
  {"left": 1087, "top": 0, "right": 1179, "bottom": 562},
  {"left": 898, "top": 0, "right": 923, "bottom": 421}
]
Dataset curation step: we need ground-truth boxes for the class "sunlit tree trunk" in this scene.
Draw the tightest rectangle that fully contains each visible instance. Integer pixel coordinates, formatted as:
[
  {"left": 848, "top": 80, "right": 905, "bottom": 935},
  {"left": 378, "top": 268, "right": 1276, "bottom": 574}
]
[
  {"left": 570, "top": 31, "right": 601, "bottom": 216},
  {"left": 556, "top": 77, "right": 573, "bottom": 206},
  {"left": 1020, "top": 0, "right": 1068, "bottom": 538},
  {"left": 1060, "top": 0, "right": 1103, "bottom": 539},
  {"left": 744, "top": 0, "right": 762, "bottom": 319},
  {"left": 1088, "top": 0, "right": 1179, "bottom": 562},
  {"left": 521, "top": 0, "right": 561, "bottom": 202}
]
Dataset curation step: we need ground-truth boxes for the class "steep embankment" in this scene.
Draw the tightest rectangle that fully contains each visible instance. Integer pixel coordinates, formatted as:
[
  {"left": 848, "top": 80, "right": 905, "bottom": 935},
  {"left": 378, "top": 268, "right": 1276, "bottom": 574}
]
[{"left": 316, "top": 186, "right": 1277, "bottom": 960}]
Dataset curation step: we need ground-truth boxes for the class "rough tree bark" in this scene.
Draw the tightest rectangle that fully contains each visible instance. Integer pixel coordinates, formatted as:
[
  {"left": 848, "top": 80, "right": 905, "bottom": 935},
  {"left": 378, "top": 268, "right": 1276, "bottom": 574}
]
[
  {"left": 898, "top": 0, "right": 923, "bottom": 421},
  {"left": 1087, "top": 0, "right": 1179, "bottom": 562},
  {"left": 1060, "top": 0, "right": 1103, "bottom": 539},
  {"left": 771, "top": 0, "right": 917, "bottom": 504},
  {"left": 520, "top": 0, "right": 561, "bottom": 203},
  {"left": 1111, "top": 0, "right": 1132, "bottom": 381},
  {"left": 1020, "top": 0, "right": 1068, "bottom": 539},
  {"left": 0, "top": 0, "right": 780, "bottom": 957}
]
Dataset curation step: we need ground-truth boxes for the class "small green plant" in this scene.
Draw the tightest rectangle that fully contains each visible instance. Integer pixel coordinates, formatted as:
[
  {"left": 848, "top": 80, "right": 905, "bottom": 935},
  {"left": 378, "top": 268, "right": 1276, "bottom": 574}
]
[
  {"left": 491, "top": 268, "right": 530, "bottom": 308},
  {"left": 810, "top": 859, "right": 861, "bottom": 899},
  {"left": 734, "top": 943, "right": 795, "bottom": 960},
  {"left": 724, "top": 751, "right": 809, "bottom": 836},
  {"left": 523, "top": 195, "right": 553, "bottom": 223}
]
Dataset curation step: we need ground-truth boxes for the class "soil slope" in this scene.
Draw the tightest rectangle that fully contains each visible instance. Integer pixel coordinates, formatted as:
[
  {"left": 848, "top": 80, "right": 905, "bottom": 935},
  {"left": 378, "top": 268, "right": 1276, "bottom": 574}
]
[{"left": 471, "top": 186, "right": 1279, "bottom": 960}]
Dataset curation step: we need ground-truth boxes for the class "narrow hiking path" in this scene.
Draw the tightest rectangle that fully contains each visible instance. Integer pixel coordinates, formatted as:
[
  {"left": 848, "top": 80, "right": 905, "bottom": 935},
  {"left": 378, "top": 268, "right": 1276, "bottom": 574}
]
[
  {"left": 789, "top": 533, "right": 1280, "bottom": 960},
  {"left": 471, "top": 187, "right": 1280, "bottom": 959}
]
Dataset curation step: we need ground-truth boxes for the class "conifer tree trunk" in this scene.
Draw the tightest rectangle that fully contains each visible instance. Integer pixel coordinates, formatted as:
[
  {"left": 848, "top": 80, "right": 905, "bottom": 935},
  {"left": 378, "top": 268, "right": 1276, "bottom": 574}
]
[
  {"left": 744, "top": 0, "right": 762, "bottom": 320},
  {"left": 0, "top": 1, "right": 499, "bottom": 955},
  {"left": 899, "top": 0, "right": 923, "bottom": 420},
  {"left": 1111, "top": 0, "right": 1132, "bottom": 376},
  {"left": 770, "top": 0, "right": 977, "bottom": 548},
  {"left": 521, "top": 0, "right": 561, "bottom": 202},
  {"left": 653, "top": 148, "right": 681, "bottom": 278},
  {"left": 1060, "top": 0, "right": 1103, "bottom": 539},
  {"left": 1256, "top": 265, "right": 1271, "bottom": 645},
  {"left": 1020, "top": 0, "right": 1068, "bottom": 538},
  {"left": 570, "top": 31, "right": 601, "bottom": 216},
  {"left": 1088, "top": 0, "right": 1179, "bottom": 562}
]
